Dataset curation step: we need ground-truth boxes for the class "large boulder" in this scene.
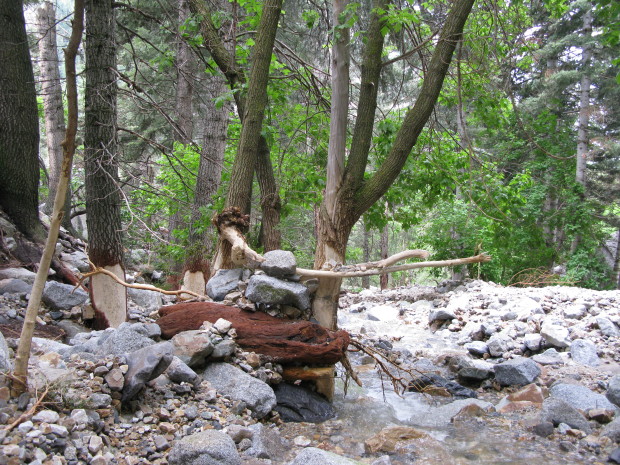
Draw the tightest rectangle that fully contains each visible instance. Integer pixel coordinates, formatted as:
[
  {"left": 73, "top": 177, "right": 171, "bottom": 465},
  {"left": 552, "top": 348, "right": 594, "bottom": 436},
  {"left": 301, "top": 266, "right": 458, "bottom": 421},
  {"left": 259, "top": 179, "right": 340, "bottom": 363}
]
[
  {"left": 602, "top": 417, "right": 620, "bottom": 443},
  {"left": 122, "top": 342, "right": 174, "bottom": 401},
  {"left": 201, "top": 363, "right": 276, "bottom": 419},
  {"left": 550, "top": 383, "right": 618, "bottom": 411},
  {"left": 206, "top": 269, "right": 244, "bottom": 301},
  {"left": 607, "top": 375, "right": 620, "bottom": 408},
  {"left": 0, "top": 332, "right": 12, "bottom": 372},
  {"left": 171, "top": 330, "right": 213, "bottom": 368},
  {"left": 260, "top": 250, "right": 296, "bottom": 278},
  {"left": 0, "top": 278, "right": 32, "bottom": 295},
  {"left": 493, "top": 358, "right": 541, "bottom": 386},
  {"left": 99, "top": 323, "right": 155, "bottom": 356},
  {"left": 273, "top": 383, "right": 335, "bottom": 423},
  {"left": 541, "top": 397, "right": 591, "bottom": 433},
  {"left": 244, "top": 423, "right": 289, "bottom": 461},
  {"left": 42, "top": 281, "right": 88, "bottom": 310},
  {"left": 597, "top": 317, "right": 620, "bottom": 338},
  {"left": 128, "top": 288, "right": 162, "bottom": 312},
  {"left": 0, "top": 267, "right": 36, "bottom": 284},
  {"left": 569, "top": 339, "right": 600, "bottom": 367},
  {"left": 245, "top": 274, "right": 310, "bottom": 310},
  {"left": 167, "top": 430, "right": 241, "bottom": 465}
]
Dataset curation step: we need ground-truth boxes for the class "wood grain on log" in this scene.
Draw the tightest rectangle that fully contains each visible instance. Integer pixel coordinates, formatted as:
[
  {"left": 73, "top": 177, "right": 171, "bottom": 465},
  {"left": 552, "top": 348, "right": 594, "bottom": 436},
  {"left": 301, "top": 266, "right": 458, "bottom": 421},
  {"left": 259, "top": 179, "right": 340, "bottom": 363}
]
[{"left": 157, "top": 302, "right": 350, "bottom": 365}]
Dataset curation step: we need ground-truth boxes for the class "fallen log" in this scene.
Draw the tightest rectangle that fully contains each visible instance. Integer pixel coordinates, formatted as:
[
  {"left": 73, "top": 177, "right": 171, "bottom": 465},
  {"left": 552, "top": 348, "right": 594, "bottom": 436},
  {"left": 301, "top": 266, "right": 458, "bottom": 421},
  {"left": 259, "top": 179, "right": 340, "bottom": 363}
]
[
  {"left": 281, "top": 366, "right": 335, "bottom": 381},
  {"left": 157, "top": 302, "right": 349, "bottom": 366}
]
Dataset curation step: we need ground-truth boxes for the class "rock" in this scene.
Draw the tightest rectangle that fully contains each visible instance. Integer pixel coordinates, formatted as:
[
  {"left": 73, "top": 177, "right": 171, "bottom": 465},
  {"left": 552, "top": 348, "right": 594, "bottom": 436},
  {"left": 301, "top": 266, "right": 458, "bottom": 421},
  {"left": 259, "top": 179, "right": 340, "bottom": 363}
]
[
  {"left": 273, "top": 383, "right": 335, "bottom": 423},
  {"left": 493, "top": 358, "right": 541, "bottom": 386},
  {"left": 213, "top": 318, "right": 232, "bottom": 334},
  {"left": 409, "top": 399, "right": 494, "bottom": 428},
  {"left": 607, "top": 375, "right": 620, "bottom": 408},
  {"left": 42, "top": 281, "right": 88, "bottom": 310},
  {"left": 206, "top": 269, "right": 244, "bottom": 301},
  {"left": 244, "top": 423, "right": 288, "bottom": 460},
  {"left": 532, "top": 421, "right": 555, "bottom": 437},
  {"left": 104, "top": 368, "right": 125, "bottom": 391},
  {"left": 122, "top": 341, "right": 174, "bottom": 401},
  {"left": 550, "top": 383, "right": 618, "bottom": 411},
  {"left": 464, "top": 341, "right": 489, "bottom": 357},
  {"left": 610, "top": 448, "right": 620, "bottom": 464},
  {"left": 32, "top": 409, "right": 60, "bottom": 423},
  {"left": 171, "top": 330, "right": 213, "bottom": 368},
  {"left": 540, "top": 320, "right": 570, "bottom": 348},
  {"left": 210, "top": 340, "right": 236, "bottom": 361},
  {"left": 55, "top": 320, "right": 89, "bottom": 341},
  {"left": 408, "top": 373, "right": 477, "bottom": 398},
  {"left": 569, "top": 339, "right": 600, "bottom": 366},
  {"left": 367, "top": 305, "right": 400, "bottom": 322},
  {"left": 245, "top": 274, "right": 310, "bottom": 310},
  {"left": 541, "top": 397, "right": 592, "bottom": 433},
  {"left": 260, "top": 250, "right": 297, "bottom": 278},
  {"left": 364, "top": 426, "right": 456, "bottom": 464},
  {"left": 201, "top": 363, "right": 276, "bottom": 419},
  {"left": 61, "top": 250, "right": 90, "bottom": 273},
  {"left": 504, "top": 296, "right": 543, "bottom": 320},
  {"left": 0, "top": 267, "right": 36, "bottom": 284},
  {"left": 127, "top": 288, "right": 162, "bottom": 312},
  {"left": 166, "top": 356, "right": 200, "bottom": 387},
  {"left": 0, "top": 278, "right": 31, "bottom": 295},
  {"left": 99, "top": 324, "right": 155, "bottom": 356},
  {"left": 602, "top": 417, "right": 620, "bottom": 443},
  {"left": 563, "top": 304, "right": 588, "bottom": 319},
  {"left": 532, "top": 348, "right": 564, "bottom": 365},
  {"left": 487, "top": 335, "right": 513, "bottom": 358},
  {"left": 457, "top": 359, "right": 494, "bottom": 381},
  {"left": 287, "top": 447, "right": 363, "bottom": 465},
  {"left": 428, "top": 308, "right": 456, "bottom": 323},
  {"left": 597, "top": 316, "right": 620, "bottom": 337},
  {"left": 0, "top": 332, "right": 11, "bottom": 372},
  {"left": 523, "top": 333, "right": 543, "bottom": 352},
  {"left": 167, "top": 430, "right": 241, "bottom": 465},
  {"left": 588, "top": 408, "right": 615, "bottom": 423},
  {"left": 496, "top": 384, "right": 544, "bottom": 413}
]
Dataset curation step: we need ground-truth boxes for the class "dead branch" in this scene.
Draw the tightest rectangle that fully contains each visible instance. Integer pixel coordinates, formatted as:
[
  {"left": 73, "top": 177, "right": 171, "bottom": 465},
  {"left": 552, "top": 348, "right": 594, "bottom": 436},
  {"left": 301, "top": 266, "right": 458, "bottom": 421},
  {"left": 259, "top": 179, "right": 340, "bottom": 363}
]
[
  {"left": 79, "top": 266, "right": 207, "bottom": 301},
  {"left": 3, "top": 386, "right": 49, "bottom": 432}
]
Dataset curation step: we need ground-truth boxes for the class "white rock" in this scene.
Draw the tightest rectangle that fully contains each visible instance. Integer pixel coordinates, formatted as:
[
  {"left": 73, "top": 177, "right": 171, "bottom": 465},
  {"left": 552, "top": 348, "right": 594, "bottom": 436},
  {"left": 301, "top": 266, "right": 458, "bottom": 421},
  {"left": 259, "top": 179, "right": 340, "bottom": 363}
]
[
  {"left": 213, "top": 318, "right": 233, "bottom": 334},
  {"left": 32, "top": 409, "right": 60, "bottom": 424},
  {"left": 368, "top": 304, "right": 400, "bottom": 322},
  {"left": 540, "top": 320, "right": 570, "bottom": 348}
]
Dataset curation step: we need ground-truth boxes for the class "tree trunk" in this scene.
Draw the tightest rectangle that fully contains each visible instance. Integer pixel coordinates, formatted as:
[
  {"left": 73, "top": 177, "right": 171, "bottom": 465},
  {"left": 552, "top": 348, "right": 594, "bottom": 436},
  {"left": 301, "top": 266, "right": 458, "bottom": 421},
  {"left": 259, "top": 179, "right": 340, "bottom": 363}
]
[
  {"left": 182, "top": 74, "right": 229, "bottom": 295},
  {"left": 362, "top": 222, "right": 370, "bottom": 289},
  {"left": 614, "top": 229, "right": 620, "bottom": 290},
  {"left": 0, "top": 0, "right": 44, "bottom": 242},
  {"left": 572, "top": 7, "right": 592, "bottom": 253},
  {"left": 224, "top": 0, "right": 283, "bottom": 213},
  {"left": 84, "top": 0, "right": 127, "bottom": 328},
  {"left": 36, "top": 1, "right": 73, "bottom": 231},
  {"left": 13, "top": 0, "right": 84, "bottom": 394},
  {"left": 256, "top": 136, "right": 281, "bottom": 251},
  {"left": 380, "top": 223, "right": 389, "bottom": 290}
]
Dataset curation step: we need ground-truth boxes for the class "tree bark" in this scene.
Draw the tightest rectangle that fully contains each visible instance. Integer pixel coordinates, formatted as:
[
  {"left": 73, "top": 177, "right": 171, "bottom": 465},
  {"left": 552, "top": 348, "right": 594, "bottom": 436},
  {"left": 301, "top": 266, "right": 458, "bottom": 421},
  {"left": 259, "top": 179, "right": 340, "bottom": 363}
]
[
  {"left": 0, "top": 0, "right": 44, "bottom": 241},
  {"left": 380, "top": 223, "right": 389, "bottom": 290},
  {"left": 36, "top": 1, "right": 73, "bottom": 230},
  {"left": 362, "top": 222, "right": 370, "bottom": 288},
  {"left": 13, "top": 0, "right": 84, "bottom": 394},
  {"left": 256, "top": 134, "right": 282, "bottom": 251},
  {"left": 84, "top": 0, "right": 126, "bottom": 328}
]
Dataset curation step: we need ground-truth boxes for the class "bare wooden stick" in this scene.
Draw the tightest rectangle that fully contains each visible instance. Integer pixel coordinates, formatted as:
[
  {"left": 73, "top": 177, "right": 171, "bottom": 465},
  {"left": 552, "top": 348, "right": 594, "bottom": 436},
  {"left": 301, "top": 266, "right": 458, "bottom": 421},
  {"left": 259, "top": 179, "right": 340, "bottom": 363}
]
[
  {"left": 3, "top": 386, "right": 49, "bottom": 432},
  {"left": 296, "top": 253, "right": 491, "bottom": 278},
  {"left": 358, "top": 249, "right": 430, "bottom": 269},
  {"left": 218, "top": 224, "right": 265, "bottom": 268},
  {"left": 79, "top": 267, "right": 207, "bottom": 300}
]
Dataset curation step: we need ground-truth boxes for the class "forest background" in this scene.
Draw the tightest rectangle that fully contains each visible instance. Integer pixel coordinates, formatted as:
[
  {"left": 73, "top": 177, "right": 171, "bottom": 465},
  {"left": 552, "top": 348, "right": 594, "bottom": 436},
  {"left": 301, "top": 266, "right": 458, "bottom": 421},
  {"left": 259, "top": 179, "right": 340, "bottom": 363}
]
[{"left": 2, "top": 0, "right": 620, "bottom": 301}]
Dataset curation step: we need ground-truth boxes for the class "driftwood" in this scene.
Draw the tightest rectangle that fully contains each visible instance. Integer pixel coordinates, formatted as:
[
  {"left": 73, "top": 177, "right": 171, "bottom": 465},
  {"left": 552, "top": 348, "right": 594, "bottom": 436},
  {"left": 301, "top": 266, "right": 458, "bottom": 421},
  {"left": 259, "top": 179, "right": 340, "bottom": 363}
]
[
  {"left": 157, "top": 302, "right": 350, "bottom": 365},
  {"left": 281, "top": 366, "right": 334, "bottom": 381}
]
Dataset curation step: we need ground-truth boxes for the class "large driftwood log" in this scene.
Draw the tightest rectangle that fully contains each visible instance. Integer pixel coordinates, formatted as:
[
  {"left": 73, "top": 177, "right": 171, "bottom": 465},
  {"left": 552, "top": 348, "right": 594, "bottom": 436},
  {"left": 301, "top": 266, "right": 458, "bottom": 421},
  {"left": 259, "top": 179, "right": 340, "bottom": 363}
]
[{"left": 157, "top": 302, "right": 350, "bottom": 365}]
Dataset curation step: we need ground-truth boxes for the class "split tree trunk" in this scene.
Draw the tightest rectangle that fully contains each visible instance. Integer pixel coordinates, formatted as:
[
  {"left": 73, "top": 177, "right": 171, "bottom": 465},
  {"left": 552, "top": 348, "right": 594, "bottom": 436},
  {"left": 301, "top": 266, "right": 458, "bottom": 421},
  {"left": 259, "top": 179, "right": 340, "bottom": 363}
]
[
  {"left": 380, "top": 223, "right": 389, "bottom": 290},
  {"left": 36, "top": 1, "right": 73, "bottom": 230},
  {"left": 84, "top": 0, "right": 127, "bottom": 328}
]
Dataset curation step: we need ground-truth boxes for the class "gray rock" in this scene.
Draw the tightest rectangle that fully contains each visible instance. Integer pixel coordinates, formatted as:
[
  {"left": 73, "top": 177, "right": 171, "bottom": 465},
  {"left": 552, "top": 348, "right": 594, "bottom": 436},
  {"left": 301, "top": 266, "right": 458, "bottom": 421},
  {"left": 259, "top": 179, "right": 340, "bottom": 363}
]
[
  {"left": 569, "top": 339, "right": 600, "bottom": 366},
  {"left": 532, "top": 348, "right": 564, "bottom": 365},
  {"left": 550, "top": 383, "right": 618, "bottom": 411},
  {"left": 31, "top": 337, "right": 70, "bottom": 354},
  {"left": 597, "top": 317, "right": 620, "bottom": 338},
  {"left": 540, "top": 320, "right": 570, "bottom": 348},
  {"left": 210, "top": 340, "right": 236, "bottom": 360},
  {"left": 99, "top": 324, "right": 155, "bottom": 356},
  {"left": 409, "top": 399, "right": 494, "bottom": 428},
  {"left": 0, "top": 332, "right": 11, "bottom": 372},
  {"left": 0, "top": 278, "right": 32, "bottom": 295},
  {"left": 201, "top": 363, "right": 276, "bottom": 419},
  {"left": 273, "top": 383, "right": 335, "bottom": 423},
  {"left": 563, "top": 304, "right": 587, "bottom": 319},
  {"left": 207, "top": 269, "right": 244, "bottom": 301},
  {"left": 541, "top": 397, "right": 591, "bottom": 433},
  {"left": 171, "top": 330, "right": 214, "bottom": 368},
  {"left": 122, "top": 341, "right": 174, "bottom": 401},
  {"left": 464, "top": 341, "right": 488, "bottom": 356},
  {"left": 245, "top": 423, "right": 288, "bottom": 460},
  {"left": 260, "top": 250, "right": 297, "bottom": 278},
  {"left": 428, "top": 308, "right": 456, "bottom": 323},
  {"left": 607, "top": 375, "right": 620, "bottom": 408},
  {"left": 493, "top": 358, "right": 541, "bottom": 386},
  {"left": 128, "top": 288, "right": 162, "bottom": 312},
  {"left": 245, "top": 274, "right": 310, "bottom": 311},
  {"left": 165, "top": 356, "right": 200, "bottom": 387},
  {"left": 523, "top": 333, "right": 543, "bottom": 352},
  {"left": 602, "top": 417, "right": 620, "bottom": 443},
  {"left": 457, "top": 359, "right": 494, "bottom": 381},
  {"left": 487, "top": 335, "right": 513, "bottom": 358},
  {"left": 168, "top": 430, "right": 241, "bottom": 465},
  {"left": 287, "top": 447, "right": 363, "bottom": 465},
  {"left": 0, "top": 267, "right": 36, "bottom": 284},
  {"left": 42, "top": 281, "right": 88, "bottom": 310},
  {"left": 55, "top": 320, "right": 90, "bottom": 341},
  {"left": 504, "top": 296, "right": 544, "bottom": 320},
  {"left": 61, "top": 250, "right": 90, "bottom": 273}
]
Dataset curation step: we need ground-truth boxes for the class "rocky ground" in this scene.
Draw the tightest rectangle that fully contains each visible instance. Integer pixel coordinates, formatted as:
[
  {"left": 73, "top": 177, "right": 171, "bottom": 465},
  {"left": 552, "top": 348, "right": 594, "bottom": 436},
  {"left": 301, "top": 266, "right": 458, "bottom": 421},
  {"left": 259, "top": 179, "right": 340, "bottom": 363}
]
[{"left": 0, "top": 219, "right": 619, "bottom": 465}]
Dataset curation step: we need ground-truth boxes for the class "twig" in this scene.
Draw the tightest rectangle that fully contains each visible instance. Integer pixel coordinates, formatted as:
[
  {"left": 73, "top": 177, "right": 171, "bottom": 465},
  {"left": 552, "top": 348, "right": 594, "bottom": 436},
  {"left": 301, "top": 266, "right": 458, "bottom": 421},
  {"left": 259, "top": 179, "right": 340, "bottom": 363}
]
[{"left": 3, "top": 386, "right": 50, "bottom": 432}]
